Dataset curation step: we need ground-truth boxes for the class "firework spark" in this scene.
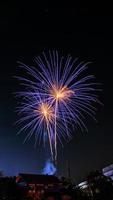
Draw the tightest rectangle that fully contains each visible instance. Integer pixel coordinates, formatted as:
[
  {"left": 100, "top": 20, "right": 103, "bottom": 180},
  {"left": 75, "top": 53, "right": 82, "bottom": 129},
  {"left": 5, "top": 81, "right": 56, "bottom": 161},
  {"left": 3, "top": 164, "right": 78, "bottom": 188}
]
[{"left": 15, "top": 51, "right": 101, "bottom": 161}]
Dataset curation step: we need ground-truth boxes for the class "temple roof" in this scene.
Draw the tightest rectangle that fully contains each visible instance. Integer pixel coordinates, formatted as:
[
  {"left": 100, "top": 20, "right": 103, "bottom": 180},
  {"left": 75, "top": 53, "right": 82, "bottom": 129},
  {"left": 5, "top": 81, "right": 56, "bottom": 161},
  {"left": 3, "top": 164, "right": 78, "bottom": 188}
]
[{"left": 18, "top": 173, "right": 60, "bottom": 184}]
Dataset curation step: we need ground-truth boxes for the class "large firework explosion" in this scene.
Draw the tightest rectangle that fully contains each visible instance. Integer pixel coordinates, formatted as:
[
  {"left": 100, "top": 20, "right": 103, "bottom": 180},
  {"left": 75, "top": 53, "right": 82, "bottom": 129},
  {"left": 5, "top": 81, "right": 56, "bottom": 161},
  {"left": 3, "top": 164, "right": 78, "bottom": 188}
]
[{"left": 15, "top": 51, "right": 101, "bottom": 162}]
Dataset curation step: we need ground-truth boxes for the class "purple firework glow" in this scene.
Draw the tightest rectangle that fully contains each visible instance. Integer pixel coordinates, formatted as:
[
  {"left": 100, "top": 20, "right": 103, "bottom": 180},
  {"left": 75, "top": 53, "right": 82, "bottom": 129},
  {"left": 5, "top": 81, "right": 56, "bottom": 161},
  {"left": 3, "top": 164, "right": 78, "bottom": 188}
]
[{"left": 15, "top": 51, "right": 101, "bottom": 161}]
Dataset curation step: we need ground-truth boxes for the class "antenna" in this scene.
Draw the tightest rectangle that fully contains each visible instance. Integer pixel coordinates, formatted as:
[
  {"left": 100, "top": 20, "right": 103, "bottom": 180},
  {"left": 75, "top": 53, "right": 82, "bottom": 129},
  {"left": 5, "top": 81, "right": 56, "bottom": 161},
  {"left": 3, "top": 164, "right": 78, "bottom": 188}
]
[{"left": 67, "top": 159, "right": 71, "bottom": 179}]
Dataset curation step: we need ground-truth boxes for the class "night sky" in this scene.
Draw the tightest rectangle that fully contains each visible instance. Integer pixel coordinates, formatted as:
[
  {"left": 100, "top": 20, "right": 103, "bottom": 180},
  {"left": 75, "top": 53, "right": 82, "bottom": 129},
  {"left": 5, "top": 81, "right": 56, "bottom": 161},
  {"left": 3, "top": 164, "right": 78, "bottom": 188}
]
[{"left": 0, "top": 2, "right": 113, "bottom": 183}]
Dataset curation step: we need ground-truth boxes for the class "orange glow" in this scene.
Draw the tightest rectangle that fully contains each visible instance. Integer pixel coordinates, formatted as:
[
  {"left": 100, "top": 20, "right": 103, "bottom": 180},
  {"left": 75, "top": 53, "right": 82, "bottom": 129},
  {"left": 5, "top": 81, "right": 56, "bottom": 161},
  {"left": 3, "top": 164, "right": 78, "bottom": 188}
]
[
  {"left": 51, "top": 85, "right": 73, "bottom": 102},
  {"left": 39, "top": 103, "right": 54, "bottom": 122}
]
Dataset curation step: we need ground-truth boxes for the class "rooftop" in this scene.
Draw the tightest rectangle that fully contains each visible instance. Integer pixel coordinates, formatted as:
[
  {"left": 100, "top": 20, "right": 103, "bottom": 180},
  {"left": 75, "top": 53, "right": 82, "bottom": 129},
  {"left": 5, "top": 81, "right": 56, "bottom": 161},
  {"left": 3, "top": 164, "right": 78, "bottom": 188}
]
[{"left": 18, "top": 173, "right": 60, "bottom": 184}]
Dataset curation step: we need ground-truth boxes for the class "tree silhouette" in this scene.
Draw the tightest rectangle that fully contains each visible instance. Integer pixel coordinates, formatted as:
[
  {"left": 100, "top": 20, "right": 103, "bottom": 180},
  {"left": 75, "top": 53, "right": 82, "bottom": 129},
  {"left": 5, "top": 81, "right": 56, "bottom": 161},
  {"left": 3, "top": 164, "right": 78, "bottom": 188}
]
[{"left": 87, "top": 170, "right": 113, "bottom": 200}]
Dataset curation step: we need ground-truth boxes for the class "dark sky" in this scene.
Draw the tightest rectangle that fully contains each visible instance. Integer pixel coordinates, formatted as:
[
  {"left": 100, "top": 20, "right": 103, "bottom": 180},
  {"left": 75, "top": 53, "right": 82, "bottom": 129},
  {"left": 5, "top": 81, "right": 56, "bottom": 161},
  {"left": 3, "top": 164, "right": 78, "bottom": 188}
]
[{"left": 0, "top": 2, "right": 113, "bottom": 183}]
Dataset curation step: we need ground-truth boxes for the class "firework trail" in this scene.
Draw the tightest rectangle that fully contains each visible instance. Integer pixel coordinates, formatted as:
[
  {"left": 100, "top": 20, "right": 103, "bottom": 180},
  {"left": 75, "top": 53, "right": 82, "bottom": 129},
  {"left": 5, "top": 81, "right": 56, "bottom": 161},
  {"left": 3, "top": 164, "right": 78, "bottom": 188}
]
[{"left": 15, "top": 51, "right": 101, "bottom": 162}]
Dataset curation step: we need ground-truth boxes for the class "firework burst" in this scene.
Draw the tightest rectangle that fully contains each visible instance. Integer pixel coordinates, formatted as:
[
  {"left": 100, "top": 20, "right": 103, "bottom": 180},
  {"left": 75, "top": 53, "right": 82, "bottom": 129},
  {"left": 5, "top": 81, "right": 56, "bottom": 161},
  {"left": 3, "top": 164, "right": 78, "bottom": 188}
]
[{"left": 15, "top": 51, "right": 101, "bottom": 162}]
